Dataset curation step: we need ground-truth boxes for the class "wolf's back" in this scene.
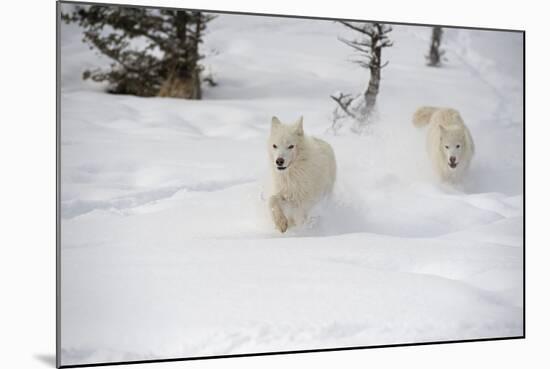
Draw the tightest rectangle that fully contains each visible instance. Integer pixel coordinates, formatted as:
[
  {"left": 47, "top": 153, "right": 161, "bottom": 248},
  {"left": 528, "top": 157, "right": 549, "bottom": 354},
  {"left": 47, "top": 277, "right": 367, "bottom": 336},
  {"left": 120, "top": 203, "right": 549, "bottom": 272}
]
[
  {"left": 413, "top": 106, "right": 439, "bottom": 127},
  {"left": 310, "top": 137, "right": 337, "bottom": 192}
]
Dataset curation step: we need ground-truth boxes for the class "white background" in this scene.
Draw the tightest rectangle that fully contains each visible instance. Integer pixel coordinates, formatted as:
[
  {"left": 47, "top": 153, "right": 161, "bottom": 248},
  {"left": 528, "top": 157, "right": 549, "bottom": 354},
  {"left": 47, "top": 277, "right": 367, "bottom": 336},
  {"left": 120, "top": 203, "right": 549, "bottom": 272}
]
[{"left": 0, "top": 0, "right": 547, "bottom": 368}]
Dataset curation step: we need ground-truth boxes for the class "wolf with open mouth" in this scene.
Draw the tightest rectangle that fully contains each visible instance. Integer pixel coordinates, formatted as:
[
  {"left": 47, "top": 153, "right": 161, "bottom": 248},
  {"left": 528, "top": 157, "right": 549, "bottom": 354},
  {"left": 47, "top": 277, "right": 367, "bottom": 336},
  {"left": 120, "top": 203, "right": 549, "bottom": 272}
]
[
  {"left": 413, "top": 106, "right": 475, "bottom": 183},
  {"left": 267, "top": 116, "right": 337, "bottom": 233}
]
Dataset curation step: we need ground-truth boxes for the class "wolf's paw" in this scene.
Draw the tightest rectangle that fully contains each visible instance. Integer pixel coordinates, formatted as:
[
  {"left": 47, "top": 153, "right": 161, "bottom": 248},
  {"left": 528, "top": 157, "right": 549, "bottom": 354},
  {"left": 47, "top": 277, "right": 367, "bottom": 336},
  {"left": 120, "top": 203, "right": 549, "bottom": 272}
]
[{"left": 273, "top": 212, "right": 288, "bottom": 233}]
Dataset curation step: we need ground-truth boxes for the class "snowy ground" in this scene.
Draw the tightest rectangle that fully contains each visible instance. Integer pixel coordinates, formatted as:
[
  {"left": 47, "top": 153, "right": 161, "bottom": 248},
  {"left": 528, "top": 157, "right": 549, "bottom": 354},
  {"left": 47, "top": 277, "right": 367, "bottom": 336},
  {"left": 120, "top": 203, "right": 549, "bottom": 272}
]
[{"left": 59, "top": 8, "right": 524, "bottom": 366}]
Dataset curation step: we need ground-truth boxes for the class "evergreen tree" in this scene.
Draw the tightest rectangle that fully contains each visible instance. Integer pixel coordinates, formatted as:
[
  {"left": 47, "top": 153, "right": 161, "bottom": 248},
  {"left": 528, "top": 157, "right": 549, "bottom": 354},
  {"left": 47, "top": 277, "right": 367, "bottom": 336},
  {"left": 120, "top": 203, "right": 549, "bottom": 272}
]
[
  {"left": 62, "top": 5, "right": 215, "bottom": 99},
  {"left": 331, "top": 22, "right": 393, "bottom": 133}
]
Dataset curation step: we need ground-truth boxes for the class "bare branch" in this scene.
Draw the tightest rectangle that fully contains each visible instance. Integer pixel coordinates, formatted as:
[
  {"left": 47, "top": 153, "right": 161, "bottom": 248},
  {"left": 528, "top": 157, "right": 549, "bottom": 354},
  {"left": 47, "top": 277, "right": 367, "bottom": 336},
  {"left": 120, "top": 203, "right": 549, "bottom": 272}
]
[
  {"left": 330, "top": 92, "right": 358, "bottom": 120},
  {"left": 338, "top": 21, "right": 375, "bottom": 37},
  {"left": 338, "top": 37, "right": 372, "bottom": 55},
  {"left": 353, "top": 59, "right": 375, "bottom": 69}
]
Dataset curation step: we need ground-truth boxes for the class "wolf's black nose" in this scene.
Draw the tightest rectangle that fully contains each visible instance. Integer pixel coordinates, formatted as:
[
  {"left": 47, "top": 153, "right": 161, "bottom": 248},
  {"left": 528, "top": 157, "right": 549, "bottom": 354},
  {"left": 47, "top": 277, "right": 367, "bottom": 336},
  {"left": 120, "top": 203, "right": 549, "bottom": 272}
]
[
  {"left": 450, "top": 156, "right": 456, "bottom": 163},
  {"left": 276, "top": 158, "right": 285, "bottom": 166}
]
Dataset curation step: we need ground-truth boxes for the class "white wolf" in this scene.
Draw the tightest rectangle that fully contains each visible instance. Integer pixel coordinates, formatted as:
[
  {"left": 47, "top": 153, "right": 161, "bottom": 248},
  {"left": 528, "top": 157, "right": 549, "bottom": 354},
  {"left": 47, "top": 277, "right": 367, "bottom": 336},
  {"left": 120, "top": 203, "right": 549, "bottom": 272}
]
[
  {"left": 413, "top": 106, "right": 475, "bottom": 182},
  {"left": 267, "top": 116, "right": 337, "bottom": 233}
]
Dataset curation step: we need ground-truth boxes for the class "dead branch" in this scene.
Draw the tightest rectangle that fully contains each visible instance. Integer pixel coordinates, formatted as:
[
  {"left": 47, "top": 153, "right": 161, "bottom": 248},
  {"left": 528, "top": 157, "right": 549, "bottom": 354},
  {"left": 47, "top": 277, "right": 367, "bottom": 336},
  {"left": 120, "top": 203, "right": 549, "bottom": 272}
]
[{"left": 330, "top": 92, "right": 358, "bottom": 120}]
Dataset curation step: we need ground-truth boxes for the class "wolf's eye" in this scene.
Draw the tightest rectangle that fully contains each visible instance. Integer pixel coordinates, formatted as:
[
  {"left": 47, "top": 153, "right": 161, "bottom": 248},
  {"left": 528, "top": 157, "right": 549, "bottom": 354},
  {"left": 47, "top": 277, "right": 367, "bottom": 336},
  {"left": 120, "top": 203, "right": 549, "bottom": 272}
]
[
  {"left": 288, "top": 145, "right": 294, "bottom": 149},
  {"left": 272, "top": 144, "right": 277, "bottom": 149},
  {"left": 445, "top": 145, "right": 449, "bottom": 149},
  {"left": 456, "top": 144, "right": 461, "bottom": 149}
]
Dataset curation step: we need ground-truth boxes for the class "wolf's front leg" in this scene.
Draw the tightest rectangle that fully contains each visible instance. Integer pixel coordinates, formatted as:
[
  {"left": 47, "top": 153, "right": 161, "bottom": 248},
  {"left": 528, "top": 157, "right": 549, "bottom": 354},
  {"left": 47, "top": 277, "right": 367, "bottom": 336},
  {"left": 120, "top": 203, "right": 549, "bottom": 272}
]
[{"left": 269, "top": 195, "right": 288, "bottom": 233}]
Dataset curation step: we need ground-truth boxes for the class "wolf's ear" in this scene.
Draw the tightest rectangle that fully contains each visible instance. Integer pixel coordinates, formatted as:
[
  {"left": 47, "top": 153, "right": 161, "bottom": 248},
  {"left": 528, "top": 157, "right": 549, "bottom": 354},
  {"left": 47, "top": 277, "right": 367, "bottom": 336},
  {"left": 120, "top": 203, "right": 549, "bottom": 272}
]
[
  {"left": 271, "top": 116, "right": 282, "bottom": 131},
  {"left": 295, "top": 116, "right": 304, "bottom": 136}
]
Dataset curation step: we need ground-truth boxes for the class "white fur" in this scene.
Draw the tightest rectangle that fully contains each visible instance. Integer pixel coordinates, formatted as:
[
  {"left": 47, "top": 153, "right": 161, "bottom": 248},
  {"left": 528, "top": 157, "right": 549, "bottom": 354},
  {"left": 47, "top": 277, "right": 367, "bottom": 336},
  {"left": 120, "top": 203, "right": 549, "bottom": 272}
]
[
  {"left": 413, "top": 106, "right": 475, "bottom": 182},
  {"left": 267, "top": 116, "right": 337, "bottom": 233}
]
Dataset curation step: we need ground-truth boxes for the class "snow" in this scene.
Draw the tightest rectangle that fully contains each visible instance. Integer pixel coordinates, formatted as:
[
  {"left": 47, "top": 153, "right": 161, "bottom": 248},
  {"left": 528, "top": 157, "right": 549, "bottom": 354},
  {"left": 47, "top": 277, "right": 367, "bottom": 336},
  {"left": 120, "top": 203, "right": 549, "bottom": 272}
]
[{"left": 59, "top": 7, "right": 524, "bottom": 366}]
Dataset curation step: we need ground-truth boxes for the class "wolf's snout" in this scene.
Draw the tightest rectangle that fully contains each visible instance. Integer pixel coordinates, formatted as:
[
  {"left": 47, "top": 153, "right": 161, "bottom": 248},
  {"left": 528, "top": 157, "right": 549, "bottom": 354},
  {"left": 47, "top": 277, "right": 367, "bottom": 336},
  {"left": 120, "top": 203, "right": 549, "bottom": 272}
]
[
  {"left": 449, "top": 156, "right": 458, "bottom": 168},
  {"left": 276, "top": 158, "right": 285, "bottom": 166}
]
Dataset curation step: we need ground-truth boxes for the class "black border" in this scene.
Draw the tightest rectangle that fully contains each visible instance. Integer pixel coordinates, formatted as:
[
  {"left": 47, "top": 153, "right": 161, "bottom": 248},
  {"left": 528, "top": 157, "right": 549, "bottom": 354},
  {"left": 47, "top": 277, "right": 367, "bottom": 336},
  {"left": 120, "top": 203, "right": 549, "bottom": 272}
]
[
  {"left": 56, "top": 1, "right": 62, "bottom": 368},
  {"left": 56, "top": 1, "right": 526, "bottom": 368}
]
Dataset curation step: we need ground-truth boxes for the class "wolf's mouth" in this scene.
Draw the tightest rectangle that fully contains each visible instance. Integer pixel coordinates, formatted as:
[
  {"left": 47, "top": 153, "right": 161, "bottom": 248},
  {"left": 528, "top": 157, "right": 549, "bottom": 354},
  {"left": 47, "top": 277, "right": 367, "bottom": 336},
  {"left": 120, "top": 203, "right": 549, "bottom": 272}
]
[
  {"left": 449, "top": 162, "right": 458, "bottom": 169},
  {"left": 277, "top": 166, "right": 287, "bottom": 171}
]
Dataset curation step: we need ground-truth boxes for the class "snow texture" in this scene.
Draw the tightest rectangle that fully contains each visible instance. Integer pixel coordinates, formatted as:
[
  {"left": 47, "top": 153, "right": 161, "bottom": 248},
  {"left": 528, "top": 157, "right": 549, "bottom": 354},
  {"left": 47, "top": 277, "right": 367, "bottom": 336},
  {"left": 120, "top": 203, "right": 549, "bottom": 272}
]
[{"left": 60, "top": 8, "right": 524, "bottom": 366}]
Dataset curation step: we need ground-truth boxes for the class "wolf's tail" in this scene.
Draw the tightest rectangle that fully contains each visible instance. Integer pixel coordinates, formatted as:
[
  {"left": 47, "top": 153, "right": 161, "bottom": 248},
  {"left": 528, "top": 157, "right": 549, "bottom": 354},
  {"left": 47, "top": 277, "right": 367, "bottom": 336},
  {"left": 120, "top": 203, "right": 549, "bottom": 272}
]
[{"left": 412, "top": 106, "right": 439, "bottom": 128}]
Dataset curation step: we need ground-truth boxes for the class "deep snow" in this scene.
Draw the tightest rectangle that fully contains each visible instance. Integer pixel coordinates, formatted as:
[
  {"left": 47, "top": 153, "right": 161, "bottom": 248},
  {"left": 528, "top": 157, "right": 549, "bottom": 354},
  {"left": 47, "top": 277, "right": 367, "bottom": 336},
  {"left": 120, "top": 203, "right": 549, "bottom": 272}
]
[{"left": 59, "top": 7, "right": 524, "bottom": 366}]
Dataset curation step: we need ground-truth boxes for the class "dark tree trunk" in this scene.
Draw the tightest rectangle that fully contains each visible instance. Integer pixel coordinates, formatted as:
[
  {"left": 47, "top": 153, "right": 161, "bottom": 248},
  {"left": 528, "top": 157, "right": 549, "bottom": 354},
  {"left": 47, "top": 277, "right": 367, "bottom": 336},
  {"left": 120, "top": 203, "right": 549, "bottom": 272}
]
[
  {"left": 364, "top": 42, "right": 382, "bottom": 116},
  {"left": 428, "top": 26, "right": 443, "bottom": 66},
  {"left": 190, "top": 14, "right": 203, "bottom": 100},
  {"left": 158, "top": 11, "right": 200, "bottom": 99}
]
